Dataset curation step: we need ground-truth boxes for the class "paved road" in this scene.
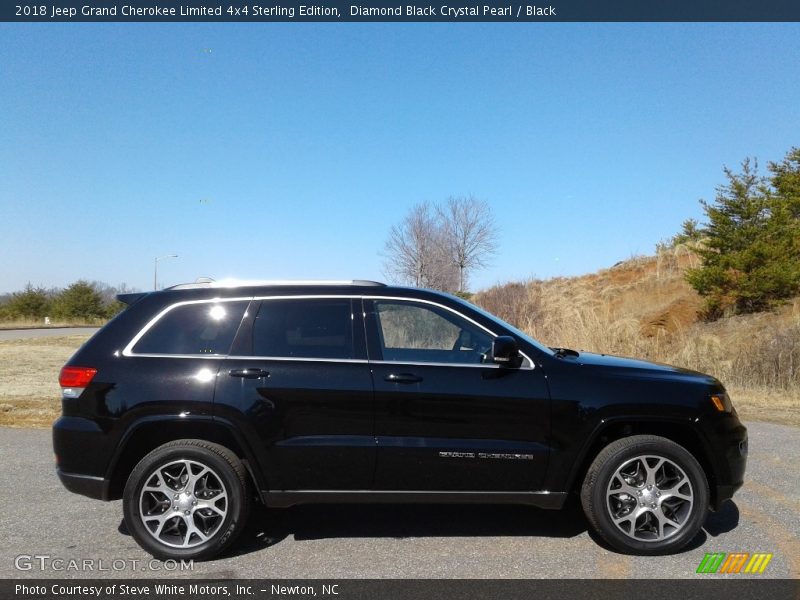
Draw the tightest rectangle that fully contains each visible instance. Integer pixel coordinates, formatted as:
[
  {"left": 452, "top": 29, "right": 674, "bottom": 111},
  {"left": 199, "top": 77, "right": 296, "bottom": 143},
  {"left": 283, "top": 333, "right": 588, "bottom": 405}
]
[
  {"left": 1, "top": 422, "right": 797, "bottom": 579},
  {"left": 0, "top": 328, "right": 99, "bottom": 341}
]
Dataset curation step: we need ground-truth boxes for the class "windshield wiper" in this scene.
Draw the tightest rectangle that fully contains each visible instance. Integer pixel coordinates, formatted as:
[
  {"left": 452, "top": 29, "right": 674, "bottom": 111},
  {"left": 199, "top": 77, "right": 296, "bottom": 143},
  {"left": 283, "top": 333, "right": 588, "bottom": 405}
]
[{"left": 551, "top": 347, "right": 580, "bottom": 358}]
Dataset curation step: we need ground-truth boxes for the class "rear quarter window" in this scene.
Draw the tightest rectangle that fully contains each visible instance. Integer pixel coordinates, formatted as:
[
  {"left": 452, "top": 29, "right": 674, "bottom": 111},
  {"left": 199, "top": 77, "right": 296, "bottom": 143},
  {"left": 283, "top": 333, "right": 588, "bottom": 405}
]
[{"left": 131, "top": 301, "right": 249, "bottom": 355}]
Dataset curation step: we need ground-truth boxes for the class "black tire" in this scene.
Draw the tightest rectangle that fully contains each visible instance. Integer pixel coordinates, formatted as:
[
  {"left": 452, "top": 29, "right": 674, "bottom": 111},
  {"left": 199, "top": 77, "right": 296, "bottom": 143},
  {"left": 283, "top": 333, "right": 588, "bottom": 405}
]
[
  {"left": 123, "top": 439, "right": 251, "bottom": 560},
  {"left": 580, "top": 435, "right": 709, "bottom": 555}
]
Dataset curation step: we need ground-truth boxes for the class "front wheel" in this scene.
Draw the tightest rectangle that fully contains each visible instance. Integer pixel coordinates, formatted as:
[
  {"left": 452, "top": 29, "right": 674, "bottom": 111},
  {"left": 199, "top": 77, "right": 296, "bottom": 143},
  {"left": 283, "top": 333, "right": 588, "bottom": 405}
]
[
  {"left": 123, "top": 440, "right": 251, "bottom": 560},
  {"left": 581, "top": 435, "right": 709, "bottom": 555}
]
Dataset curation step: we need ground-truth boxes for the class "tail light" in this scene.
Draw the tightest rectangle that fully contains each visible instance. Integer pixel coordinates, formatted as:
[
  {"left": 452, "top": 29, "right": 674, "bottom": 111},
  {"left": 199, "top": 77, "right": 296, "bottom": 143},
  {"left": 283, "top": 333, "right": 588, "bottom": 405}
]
[{"left": 59, "top": 366, "right": 97, "bottom": 398}]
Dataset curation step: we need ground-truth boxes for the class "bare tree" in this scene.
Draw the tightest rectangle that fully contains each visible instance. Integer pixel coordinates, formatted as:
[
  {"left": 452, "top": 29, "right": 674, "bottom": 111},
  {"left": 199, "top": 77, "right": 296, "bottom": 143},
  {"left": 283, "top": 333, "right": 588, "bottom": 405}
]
[
  {"left": 382, "top": 197, "right": 499, "bottom": 293},
  {"left": 427, "top": 241, "right": 460, "bottom": 291},
  {"left": 91, "top": 281, "right": 137, "bottom": 305},
  {"left": 383, "top": 203, "right": 448, "bottom": 288},
  {"left": 438, "top": 196, "right": 499, "bottom": 292}
]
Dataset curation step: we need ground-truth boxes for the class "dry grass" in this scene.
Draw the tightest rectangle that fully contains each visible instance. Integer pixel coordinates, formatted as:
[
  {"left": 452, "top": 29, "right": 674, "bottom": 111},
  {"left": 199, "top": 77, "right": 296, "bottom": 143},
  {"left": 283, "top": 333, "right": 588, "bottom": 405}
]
[
  {"left": 727, "top": 386, "right": 800, "bottom": 428},
  {"left": 0, "top": 334, "right": 92, "bottom": 428},
  {"left": 476, "top": 246, "right": 800, "bottom": 427}
]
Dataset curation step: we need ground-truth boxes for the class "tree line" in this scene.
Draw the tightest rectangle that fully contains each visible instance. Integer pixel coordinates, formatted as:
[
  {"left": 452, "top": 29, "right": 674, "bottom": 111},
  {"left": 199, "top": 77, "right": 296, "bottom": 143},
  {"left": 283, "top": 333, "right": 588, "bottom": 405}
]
[{"left": 0, "top": 281, "right": 133, "bottom": 322}]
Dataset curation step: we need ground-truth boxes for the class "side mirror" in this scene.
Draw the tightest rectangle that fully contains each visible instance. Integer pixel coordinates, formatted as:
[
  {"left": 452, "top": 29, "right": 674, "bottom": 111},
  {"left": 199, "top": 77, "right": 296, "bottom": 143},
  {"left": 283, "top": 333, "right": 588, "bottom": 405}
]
[{"left": 492, "top": 336, "right": 521, "bottom": 366}]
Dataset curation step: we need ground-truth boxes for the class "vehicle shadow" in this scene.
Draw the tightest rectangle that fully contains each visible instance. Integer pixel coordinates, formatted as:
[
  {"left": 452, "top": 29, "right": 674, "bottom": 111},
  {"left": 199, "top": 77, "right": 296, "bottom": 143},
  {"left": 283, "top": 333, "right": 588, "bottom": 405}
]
[
  {"left": 585, "top": 500, "right": 741, "bottom": 554},
  {"left": 119, "top": 499, "right": 741, "bottom": 559},
  {"left": 703, "top": 501, "right": 740, "bottom": 537},
  {"left": 227, "top": 497, "right": 590, "bottom": 558}
]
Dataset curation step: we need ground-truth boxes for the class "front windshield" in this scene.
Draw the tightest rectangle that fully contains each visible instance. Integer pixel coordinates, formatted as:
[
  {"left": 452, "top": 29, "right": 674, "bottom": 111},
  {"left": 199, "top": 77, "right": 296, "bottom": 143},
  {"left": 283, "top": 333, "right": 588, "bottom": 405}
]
[{"left": 447, "top": 294, "right": 555, "bottom": 356}]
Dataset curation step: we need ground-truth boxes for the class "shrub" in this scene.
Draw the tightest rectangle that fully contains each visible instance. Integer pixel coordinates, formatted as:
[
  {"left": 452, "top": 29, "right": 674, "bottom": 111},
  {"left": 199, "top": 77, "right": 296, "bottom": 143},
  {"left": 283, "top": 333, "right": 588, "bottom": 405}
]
[
  {"left": 51, "top": 281, "right": 107, "bottom": 321},
  {"left": 1, "top": 284, "right": 51, "bottom": 319}
]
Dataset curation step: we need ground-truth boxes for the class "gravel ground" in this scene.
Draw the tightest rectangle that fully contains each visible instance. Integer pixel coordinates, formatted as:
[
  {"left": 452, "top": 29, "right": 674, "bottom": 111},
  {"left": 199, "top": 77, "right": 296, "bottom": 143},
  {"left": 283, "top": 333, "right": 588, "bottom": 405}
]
[{"left": 0, "top": 421, "right": 797, "bottom": 579}]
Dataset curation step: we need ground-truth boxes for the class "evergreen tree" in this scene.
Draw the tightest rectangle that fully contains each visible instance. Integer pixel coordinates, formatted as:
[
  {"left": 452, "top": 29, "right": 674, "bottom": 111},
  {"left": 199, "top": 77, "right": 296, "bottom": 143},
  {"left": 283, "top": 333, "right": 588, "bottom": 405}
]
[
  {"left": 52, "top": 281, "right": 106, "bottom": 321},
  {"left": 686, "top": 150, "right": 800, "bottom": 318},
  {"left": 769, "top": 147, "right": 800, "bottom": 215},
  {"left": 673, "top": 218, "right": 703, "bottom": 245},
  {"left": 2, "top": 284, "right": 51, "bottom": 319}
]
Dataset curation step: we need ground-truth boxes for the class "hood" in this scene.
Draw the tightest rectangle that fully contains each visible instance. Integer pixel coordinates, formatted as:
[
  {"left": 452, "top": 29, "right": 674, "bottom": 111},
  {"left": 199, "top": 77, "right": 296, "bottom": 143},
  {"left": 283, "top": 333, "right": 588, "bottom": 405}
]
[{"left": 568, "top": 351, "right": 720, "bottom": 385}]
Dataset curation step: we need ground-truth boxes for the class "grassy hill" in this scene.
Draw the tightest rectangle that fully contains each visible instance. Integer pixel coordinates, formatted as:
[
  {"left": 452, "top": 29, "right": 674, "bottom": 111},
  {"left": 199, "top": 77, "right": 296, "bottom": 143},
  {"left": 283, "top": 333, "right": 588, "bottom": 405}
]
[{"left": 475, "top": 245, "right": 800, "bottom": 426}]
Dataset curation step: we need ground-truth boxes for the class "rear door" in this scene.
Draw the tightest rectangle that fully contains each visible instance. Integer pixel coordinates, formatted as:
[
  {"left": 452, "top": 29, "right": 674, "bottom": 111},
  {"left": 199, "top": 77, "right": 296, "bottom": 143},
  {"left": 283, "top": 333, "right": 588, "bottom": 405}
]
[
  {"left": 120, "top": 298, "right": 251, "bottom": 423},
  {"left": 215, "top": 296, "right": 375, "bottom": 491}
]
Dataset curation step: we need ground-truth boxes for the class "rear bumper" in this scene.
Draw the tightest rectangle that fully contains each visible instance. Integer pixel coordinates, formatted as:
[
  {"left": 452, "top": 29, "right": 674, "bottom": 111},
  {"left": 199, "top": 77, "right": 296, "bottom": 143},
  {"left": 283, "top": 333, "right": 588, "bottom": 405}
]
[
  {"left": 53, "top": 415, "right": 114, "bottom": 500},
  {"left": 56, "top": 469, "right": 111, "bottom": 501}
]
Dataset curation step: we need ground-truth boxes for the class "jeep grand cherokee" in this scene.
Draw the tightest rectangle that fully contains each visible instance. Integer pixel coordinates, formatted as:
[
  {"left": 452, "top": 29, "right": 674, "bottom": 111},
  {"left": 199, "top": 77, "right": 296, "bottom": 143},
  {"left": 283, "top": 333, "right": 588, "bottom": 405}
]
[{"left": 53, "top": 279, "right": 747, "bottom": 559}]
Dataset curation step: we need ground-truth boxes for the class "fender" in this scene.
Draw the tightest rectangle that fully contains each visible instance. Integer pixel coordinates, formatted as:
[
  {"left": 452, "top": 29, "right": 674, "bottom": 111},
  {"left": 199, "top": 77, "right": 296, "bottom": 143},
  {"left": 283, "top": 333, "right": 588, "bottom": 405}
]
[
  {"left": 105, "top": 414, "right": 268, "bottom": 500},
  {"left": 560, "top": 414, "right": 713, "bottom": 493}
]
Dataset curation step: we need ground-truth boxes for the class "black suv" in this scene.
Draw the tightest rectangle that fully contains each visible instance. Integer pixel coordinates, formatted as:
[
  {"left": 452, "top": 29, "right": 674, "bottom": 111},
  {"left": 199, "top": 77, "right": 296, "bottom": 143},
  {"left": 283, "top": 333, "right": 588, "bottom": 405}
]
[{"left": 53, "top": 280, "right": 747, "bottom": 559}]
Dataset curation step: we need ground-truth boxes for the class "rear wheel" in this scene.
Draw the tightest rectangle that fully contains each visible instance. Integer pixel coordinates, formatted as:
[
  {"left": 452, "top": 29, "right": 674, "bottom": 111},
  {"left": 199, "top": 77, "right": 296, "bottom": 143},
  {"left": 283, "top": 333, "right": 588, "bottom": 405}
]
[
  {"left": 123, "top": 440, "right": 250, "bottom": 560},
  {"left": 581, "top": 435, "right": 709, "bottom": 555}
]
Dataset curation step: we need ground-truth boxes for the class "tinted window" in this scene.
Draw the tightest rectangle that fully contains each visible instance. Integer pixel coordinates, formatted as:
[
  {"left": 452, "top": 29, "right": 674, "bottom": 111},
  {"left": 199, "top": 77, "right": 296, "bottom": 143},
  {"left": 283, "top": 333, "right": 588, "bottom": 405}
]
[
  {"left": 252, "top": 299, "right": 354, "bottom": 359},
  {"left": 132, "top": 301, "right": 248, "bottom": 355},
  {"left": 374, "top": 300, "right": 493, "bottom": 364}
]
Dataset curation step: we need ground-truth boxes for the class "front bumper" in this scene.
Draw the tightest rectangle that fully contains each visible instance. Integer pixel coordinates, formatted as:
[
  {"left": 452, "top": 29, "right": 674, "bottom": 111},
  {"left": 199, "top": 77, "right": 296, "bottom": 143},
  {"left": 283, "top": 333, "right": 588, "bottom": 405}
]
[{"left": 704, "top": 414, "right": 748, "bottom": 510}]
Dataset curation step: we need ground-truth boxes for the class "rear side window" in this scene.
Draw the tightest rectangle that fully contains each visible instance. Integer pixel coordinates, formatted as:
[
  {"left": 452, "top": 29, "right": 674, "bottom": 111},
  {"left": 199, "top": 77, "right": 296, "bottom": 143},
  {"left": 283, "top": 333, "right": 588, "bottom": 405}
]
[
  {"left": 252, "top": 298, "right": 354, "bottom": 359},
  {"left": 132, "top": 301, "right": 249, "bottom": 355}
]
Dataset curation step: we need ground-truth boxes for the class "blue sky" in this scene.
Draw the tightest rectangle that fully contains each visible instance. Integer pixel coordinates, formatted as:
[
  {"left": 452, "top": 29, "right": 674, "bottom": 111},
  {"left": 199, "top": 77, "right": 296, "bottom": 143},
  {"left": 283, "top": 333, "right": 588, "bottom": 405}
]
[{"left": 1, "top": 23, "right": 799, "bottom": 293}]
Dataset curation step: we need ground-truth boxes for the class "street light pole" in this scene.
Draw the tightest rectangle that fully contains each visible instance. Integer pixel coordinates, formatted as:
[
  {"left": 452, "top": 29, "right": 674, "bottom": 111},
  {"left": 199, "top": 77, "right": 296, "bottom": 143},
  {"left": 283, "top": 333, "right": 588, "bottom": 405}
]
[{"left": 154, "top": 254, "right": 178, "bottom": 290}]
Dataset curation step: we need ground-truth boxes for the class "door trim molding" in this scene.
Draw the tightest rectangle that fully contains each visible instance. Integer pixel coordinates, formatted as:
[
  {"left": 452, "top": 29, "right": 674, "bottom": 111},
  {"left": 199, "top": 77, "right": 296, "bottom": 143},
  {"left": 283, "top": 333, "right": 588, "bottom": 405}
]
[{"left": 263, "top": 490, "right": 567, "bottom": 509}]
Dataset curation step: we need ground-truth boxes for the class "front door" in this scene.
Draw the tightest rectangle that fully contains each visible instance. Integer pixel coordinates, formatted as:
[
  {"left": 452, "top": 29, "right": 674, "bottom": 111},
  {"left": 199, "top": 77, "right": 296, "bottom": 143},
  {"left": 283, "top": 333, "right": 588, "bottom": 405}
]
[{"left": 365, "top": 298, "right": 550, "bottom": 491}]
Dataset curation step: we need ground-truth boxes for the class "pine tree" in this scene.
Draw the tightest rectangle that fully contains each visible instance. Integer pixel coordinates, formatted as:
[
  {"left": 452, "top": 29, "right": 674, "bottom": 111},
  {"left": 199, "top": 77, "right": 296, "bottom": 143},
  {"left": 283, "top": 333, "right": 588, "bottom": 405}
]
[
  {"left": 52, "top": 281, "right": 106, "bottom": 321},
  {"left": 2, "top": 284, "right": 51, "bottom": 319},
  {"left": 686, "top": 150, "right": 800, "bottom": 319}
]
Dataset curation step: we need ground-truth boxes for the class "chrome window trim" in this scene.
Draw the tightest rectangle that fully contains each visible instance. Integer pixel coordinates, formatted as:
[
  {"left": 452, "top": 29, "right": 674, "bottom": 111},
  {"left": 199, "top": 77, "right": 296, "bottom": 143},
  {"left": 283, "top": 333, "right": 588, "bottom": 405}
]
[
  {"left": 122, "top": 295, "right": 353, "bottom": 358},
  {"left": 369, "top": 360, "right": 501, "bottom": 369},
  {"left": 122, "top": 296, "right": 254, "bottom": 357},
  {"left": 221, "top": 357, "right": 500, "bottom": 368},
  {"left": 226, "top": 356, "right": 369, "bottom": 364},
  {"left": 122, "top": 294, "right": 535, "bottom": 369},
  {"left": 119, "top": 353, "right": 229, "bottom": 360}
]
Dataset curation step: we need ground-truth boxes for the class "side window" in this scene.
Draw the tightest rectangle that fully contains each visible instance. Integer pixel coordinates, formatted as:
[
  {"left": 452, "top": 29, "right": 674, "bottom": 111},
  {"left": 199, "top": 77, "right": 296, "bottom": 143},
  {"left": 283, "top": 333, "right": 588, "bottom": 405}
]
[
  {"left": 374, "top": 300, "right": 493, "bottom": 364},
  {"left": 252, "top": 299, "right": 354, "bottom": 359},
  {"left": 132, "top": 301, "right": 248, "bottom": 355}
]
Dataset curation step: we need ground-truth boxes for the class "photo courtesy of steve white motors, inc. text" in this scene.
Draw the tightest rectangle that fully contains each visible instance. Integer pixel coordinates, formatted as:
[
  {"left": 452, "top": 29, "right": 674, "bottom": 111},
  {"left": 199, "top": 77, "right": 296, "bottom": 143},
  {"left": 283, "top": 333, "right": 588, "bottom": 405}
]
[{"left": 15, "top": 583, "right": 338, "bottom": 597}]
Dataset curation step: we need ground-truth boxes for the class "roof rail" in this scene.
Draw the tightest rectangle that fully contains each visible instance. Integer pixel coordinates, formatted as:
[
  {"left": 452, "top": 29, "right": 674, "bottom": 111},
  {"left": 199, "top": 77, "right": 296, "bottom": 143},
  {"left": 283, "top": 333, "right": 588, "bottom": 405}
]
[{"left": 167, "top": 278, "right": 386, "bottom": 290}]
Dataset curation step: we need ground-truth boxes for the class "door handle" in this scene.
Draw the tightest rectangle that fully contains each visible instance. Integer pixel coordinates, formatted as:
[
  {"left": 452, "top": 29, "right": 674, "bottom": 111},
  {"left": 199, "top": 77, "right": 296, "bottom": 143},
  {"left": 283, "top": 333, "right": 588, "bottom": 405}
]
[
  {"left": 228, "top": 368, "right": 269, "bottom": 379},
  {"left": 384, "top": 373, "right": 423, "bottom": 384}
]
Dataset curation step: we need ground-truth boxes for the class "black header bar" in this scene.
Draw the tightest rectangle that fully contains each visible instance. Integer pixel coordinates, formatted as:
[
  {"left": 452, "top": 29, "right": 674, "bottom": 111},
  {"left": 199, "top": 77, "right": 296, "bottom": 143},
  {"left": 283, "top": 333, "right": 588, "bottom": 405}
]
[
  {"left": 3, "top": 579, "right": 800, "bottom": 600},
  {"left": 4, "top": 0, "right": 800, "bottom": 22}
]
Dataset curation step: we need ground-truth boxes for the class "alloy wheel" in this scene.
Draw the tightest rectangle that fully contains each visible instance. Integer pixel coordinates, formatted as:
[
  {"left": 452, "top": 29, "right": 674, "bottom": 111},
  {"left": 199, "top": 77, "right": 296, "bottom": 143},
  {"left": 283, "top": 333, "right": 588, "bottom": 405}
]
[
  {"left": 138, "top": 459, "right": 228, "bottom": 548},
  {"left": 605, "top": 454, "right": 694, "bottom": 541}
]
